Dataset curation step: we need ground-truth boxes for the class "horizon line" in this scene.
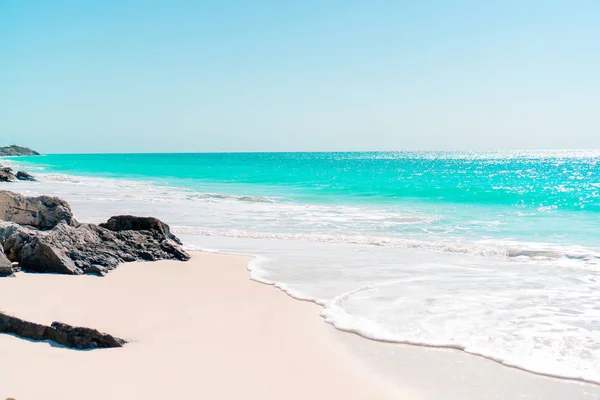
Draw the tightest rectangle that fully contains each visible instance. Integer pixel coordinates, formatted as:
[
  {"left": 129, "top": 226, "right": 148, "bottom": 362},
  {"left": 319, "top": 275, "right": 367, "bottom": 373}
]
[{"left": 4, "top": 148, "right": 600, "bottom": 157}]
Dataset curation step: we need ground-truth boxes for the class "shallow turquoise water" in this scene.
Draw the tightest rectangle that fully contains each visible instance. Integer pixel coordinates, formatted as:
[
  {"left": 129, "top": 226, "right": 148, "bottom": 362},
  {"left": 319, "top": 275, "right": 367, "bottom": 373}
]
[
  {"left": 14, "top": 151, "right": 600, "bottom": 208},
  {"left": 14, "top": 150, "right": 600, "bottom": 248}
]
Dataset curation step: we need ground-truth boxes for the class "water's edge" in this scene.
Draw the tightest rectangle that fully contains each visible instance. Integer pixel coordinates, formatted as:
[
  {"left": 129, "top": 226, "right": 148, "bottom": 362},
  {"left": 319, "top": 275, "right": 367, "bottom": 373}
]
[
  {"left": 198, "top": 247, "right": 600, "bottom": 387},
  {"left": 4, "top": 154, "right": 600, "bottom": 387}
]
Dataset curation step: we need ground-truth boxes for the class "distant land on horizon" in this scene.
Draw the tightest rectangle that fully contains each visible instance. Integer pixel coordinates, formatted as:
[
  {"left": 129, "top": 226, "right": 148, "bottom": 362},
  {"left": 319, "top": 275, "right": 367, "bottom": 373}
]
[{"left": 0, "top": 145, "right": 40, "bottom": 157}]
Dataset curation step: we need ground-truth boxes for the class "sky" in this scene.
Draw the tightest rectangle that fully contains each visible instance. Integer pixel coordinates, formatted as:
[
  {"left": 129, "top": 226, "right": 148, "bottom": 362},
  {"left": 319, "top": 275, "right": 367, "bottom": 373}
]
[{"left": 1, "top": 0, "right": 600, "bottom": 153}]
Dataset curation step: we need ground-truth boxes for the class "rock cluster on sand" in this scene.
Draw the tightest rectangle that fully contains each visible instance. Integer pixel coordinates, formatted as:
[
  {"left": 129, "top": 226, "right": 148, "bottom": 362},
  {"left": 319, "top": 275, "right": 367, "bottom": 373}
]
[
  {"left": 0, "top": 189, "right": 190, "bottom": 350},
  {"left": 0, "top": 166, "right": 37, "bottom": 182},
  {"left": 0, "top": 144, "right": 39, "bottom": 181},
  {"left": 0, "top": 191, "right": 190, "bottom": 276},
  {"left": 0, "top": 312, "right": 126, "bottom": 349}
]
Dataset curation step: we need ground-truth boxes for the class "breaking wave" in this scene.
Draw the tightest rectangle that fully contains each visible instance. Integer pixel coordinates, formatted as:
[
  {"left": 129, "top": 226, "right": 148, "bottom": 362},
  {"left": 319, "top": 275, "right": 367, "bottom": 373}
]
[{"left": 173, "top": 226, "right": 600, "bottom": 264}]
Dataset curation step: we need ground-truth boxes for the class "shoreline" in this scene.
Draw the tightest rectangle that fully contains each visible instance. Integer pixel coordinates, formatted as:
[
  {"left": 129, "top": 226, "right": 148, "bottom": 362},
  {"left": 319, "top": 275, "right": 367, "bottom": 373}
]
[
  {"left": 2, "top": 162, "right": 600, "bottom": 398},
  {"left": 239, "top": 249, "right": 600, "bottom": 390},
  {"left": 216, "top": 252, "right": 600, "bottom": 399},
  {"left": 1, "top": 250, "right": 599, "bottom": 399},
  {"left": 0, "top": 251, "right": 406, "bottom": 399}
]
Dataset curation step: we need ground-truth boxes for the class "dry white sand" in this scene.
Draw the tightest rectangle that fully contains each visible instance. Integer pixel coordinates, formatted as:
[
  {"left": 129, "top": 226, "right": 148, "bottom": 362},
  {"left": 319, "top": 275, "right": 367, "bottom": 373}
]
[{"left": 0, "top": 252, "right": 408, "bottom": 400}]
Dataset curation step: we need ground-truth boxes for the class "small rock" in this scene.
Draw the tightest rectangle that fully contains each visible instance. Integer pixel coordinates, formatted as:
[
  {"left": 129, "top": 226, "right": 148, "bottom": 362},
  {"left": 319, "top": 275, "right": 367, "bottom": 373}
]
[
  {"left": 0, "top": 170, "right": 16, "bottom": 182},
  {"left": 16, "top": 171, "right": 36, "bottom": 181},
  {"left": 83, "top": 264, "right": 109, "bottom": 276},
  {"left": 0, "top": 312, "right": 126, "bottom": 349}
]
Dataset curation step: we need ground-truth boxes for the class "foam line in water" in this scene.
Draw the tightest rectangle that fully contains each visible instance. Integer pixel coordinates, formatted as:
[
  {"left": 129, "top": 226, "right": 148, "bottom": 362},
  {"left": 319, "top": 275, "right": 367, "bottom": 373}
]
[
  {"left": 173, "top": 226, "right": 600, "bottom": 265},
  {"left": 321, "top": 299, "right": 600, "bottom": 386},
  {"left": 245, "top": 255, "right": 600, "bottom": 386}
]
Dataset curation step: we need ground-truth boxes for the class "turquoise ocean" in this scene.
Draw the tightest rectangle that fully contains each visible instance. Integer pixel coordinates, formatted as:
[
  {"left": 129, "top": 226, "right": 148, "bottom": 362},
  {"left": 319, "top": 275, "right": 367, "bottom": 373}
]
[{"left": 7, "top": 151, "right": 600, "bottom": 384}]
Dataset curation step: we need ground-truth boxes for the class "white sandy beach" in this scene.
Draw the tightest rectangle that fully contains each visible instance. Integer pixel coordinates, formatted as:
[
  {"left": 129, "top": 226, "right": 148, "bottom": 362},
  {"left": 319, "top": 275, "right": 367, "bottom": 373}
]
[
  {"left": 0, "top": 251, "right": 406, "bottom": 400},
  {"left": 2, "top": 250, "right": 600, "bottom": 400}
]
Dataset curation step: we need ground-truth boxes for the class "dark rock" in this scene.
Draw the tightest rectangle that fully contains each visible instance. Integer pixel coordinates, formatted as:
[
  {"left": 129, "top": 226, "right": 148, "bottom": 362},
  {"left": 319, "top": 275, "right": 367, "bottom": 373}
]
[
  {"left": 0, "top": 220, "right": 190, "bottom": 275},
  {"left": 101, "top": 215, "right": 183, "bottom": 244},
  {"left": 50, "top": 322, "right": 126, "bottom": 349},
  {"left": 0, "top": 190, "right": 77, "bottom": 229},
  {"left": 83, "top": 264, "right": 109, "bottom": 276},
  {"left": 0, "top": 312, "right": 126, "bottom": 349},
  {"left": 1, "top": 221, "right": 29, "bottom": 261},
  {"left": 0, "top": 169, "right": 16, "bottom": 182},
  {"left": 0, "top": 250, "right": 13, "bottom": 276},
  {"left": 20, "top": 232, "right": 81, "bottom": 275},
  {"left": 0, "top": 192, "right": 189, "bottom": 275},
  {"left": 0, "top": 222, "right": 79, "bottom": 274},
  {"left": 0, "top": 312, "right": 46, "bottom": 340},
  {"left": 0, "top": 218, "right": 189, "bottom": 276},
  {"left": 16, "top": 171, "right": 36, "bottom": 181}
]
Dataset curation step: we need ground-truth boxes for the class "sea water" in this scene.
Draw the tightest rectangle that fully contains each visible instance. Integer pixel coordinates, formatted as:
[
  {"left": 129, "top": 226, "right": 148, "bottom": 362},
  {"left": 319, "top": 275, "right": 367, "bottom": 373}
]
[{"left": 6, "top": 151, "right": 600, "bottom": 383}]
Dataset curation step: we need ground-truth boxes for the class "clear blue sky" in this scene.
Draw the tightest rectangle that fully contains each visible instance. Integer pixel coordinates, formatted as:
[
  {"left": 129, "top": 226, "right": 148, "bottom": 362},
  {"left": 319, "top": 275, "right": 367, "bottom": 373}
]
[{"left": 2, "top": 0, "right": 599, "bottom": 153}]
